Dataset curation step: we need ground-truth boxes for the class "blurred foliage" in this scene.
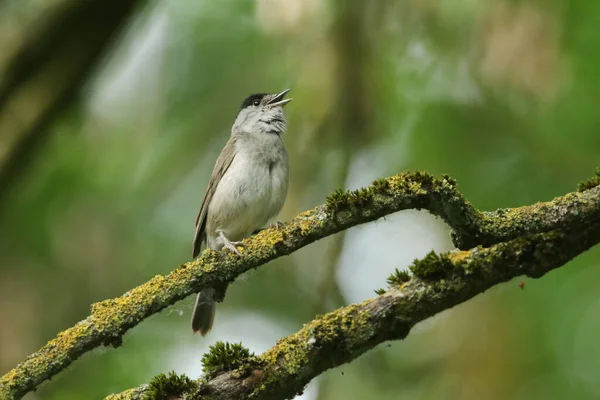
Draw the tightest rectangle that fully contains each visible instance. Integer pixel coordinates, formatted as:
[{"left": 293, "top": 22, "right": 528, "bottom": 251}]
[{"left": 0, "top": 0, "right": 599, "bottom": 399}]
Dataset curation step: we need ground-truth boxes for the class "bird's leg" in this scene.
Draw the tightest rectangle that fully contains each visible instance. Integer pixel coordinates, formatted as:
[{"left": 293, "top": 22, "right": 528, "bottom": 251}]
[
  {"left": 217, "top": 230, "right": 244, "bottom": 256},
  {"left": 270, "top": 220, "right": 285, "bottom": 229}
]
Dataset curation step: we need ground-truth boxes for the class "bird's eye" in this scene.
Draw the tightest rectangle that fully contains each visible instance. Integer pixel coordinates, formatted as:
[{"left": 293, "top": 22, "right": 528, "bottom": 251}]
[{"left": 253, "top": 99, "right": 260, "bottom": 106}]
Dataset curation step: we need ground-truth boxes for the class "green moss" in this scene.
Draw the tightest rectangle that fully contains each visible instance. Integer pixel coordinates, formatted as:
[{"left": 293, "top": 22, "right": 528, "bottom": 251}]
[
  {"left": 347, "top": 187, "right": 374, "bottom": 206},
  {"left": 325, "top": 188, "right": 349, "bottom": 213},
  {"left": 201, "top": 341, "right": 257, "bottom": 378},
  {"left": 325, "top": 187, "right": 376, "bottom": 214},
  {"left": 409, "top": 251, "right": 457, "bottom": 280},
  {"left": 374, "top": 288, "right": 386, "bottom": 295},
  {"left": 412, "top": 170, "right": 434, "bottom": 185},
  {"left": 578, "top": 168, "right": 600, "bottom": 192},
  {"left": 142, "top": 371, "right": 195, "bottom": 400},
  {"left": 325, "top": 176, "right": 400, "bottom": 215},
  {"left": 386, "top": 268, "right": 411, "bottom": 286},
  {"left": 253, "top": 301, "right": 376, "bottom": 397},
  {"left": 441, "top": 174, "right": 457, "bottom": 187},
  {"left": 323, "top": 171, "right": 453, "bottom": 218},
  {"left": 371, "top": 177, "right": 390, "bottom": 191}
]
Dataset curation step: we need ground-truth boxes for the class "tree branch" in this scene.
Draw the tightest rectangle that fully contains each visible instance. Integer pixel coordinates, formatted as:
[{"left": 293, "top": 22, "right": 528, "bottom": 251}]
[
  {"left": 1, "top": 171, "right": 598, "bottom": 399},
  {"left": 108, "top": 222, "right": 600, "bottom": 400}
]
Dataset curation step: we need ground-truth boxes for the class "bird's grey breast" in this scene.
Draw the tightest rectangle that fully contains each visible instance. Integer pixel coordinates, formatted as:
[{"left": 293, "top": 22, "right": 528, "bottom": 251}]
[{"left": 206, "top": 132, "right": 288, "bottom": 245}]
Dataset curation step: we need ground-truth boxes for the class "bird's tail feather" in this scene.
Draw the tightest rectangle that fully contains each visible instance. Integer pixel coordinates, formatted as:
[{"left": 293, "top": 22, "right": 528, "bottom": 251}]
[{"left": 191, "top": 288, "right": 216, "bottom": 335}]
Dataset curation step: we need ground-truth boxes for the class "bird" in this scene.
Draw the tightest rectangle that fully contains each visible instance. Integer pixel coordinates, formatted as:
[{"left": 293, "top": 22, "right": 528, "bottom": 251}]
[{"left": 191, "top": 89, "right": 292, "bottom": 335}]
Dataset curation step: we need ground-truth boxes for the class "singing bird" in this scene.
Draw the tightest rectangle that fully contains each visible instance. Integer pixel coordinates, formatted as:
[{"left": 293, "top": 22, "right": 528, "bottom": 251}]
[{"left": 191, "top": 89, "right": 292, "bottom": 335}]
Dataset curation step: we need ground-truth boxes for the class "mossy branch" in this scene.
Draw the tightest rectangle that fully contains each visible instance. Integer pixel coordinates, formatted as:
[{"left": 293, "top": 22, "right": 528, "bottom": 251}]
[
  {"left": 1, "top": 171, "right": 599, "bottom": 399},
  {"left": 108, "top": 222, "right": 600, "bottom": 400}
]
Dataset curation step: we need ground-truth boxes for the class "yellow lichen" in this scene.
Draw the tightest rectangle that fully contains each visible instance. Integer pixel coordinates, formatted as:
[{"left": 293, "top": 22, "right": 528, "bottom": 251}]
[
  {"left": 448, "top": 250, "right": 470, "bottom": 263},
  {"left": 250, "top": 228, "right": 285, "bottom": 248},
  {"left": 4, "top": 168, "right": 598, "bottom": 399},
  {"left": 253, "top": 300, "right": 376, "bottom": 396}
]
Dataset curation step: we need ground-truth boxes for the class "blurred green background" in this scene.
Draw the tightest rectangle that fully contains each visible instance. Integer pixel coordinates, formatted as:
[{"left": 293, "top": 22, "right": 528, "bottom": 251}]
[{"left": 1, "top": 0, "right": 599, "bottom": 399}]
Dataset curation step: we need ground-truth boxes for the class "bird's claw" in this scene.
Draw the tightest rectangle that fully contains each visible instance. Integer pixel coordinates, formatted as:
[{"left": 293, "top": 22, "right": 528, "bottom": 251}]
[
  {"left": 271, "top": 220, "right": 284, "bottom": 229},
  {"left": 218, "top": 231, "right": 245, "bottom": 256},
  {"left": 223, "top": 242, "right": 243, "bottom": 256}
]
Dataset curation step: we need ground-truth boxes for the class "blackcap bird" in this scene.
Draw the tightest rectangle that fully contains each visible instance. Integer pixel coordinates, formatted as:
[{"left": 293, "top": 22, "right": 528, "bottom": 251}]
[{"left": 191, "top": 89, "right": 292, "bottom": 335}]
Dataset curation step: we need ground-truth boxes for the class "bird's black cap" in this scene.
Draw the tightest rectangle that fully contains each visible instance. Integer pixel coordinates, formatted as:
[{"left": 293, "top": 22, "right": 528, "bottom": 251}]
[{"left": 240, "top": 93, "right": 267, "bottom": 110}]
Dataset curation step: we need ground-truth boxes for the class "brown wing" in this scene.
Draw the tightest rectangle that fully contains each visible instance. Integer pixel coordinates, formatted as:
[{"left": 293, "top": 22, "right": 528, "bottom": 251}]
[{"left": 192, "top": 136, "right": 238, "bottom": 258}]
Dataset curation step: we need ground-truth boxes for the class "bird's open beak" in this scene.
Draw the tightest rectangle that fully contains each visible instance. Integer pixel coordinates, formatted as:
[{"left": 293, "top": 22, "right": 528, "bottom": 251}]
[{"left": 267, "top": 88, "right": 292, "bottom": 107}]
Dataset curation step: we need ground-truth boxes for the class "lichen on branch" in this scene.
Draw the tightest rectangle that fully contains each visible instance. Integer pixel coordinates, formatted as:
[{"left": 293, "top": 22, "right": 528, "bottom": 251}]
[
  {"left": 1, "top": 170, "right": 599, "bottom": 400},
  {"left": 110, "top": 222, "right": 600, "bottom": 400}
]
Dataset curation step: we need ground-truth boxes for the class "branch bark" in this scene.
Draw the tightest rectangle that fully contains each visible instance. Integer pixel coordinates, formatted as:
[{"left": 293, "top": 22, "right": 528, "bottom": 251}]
[
  {"left": 0, "top": 171, "right": 598, "bottom": 399},
  {"left": 108, "top": 223, "right": 600, "bottom": 400}
]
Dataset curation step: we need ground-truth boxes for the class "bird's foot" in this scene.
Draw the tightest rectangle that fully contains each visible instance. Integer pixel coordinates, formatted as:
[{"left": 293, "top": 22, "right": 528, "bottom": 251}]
[{"left": 218, "top": 231, "right": 245, "bottom": 256}]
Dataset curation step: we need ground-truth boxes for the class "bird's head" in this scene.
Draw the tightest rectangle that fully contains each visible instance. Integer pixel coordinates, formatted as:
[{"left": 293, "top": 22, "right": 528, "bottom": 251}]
[{"left": 232, "top": 89, "right": 292, "bottom": 136}]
